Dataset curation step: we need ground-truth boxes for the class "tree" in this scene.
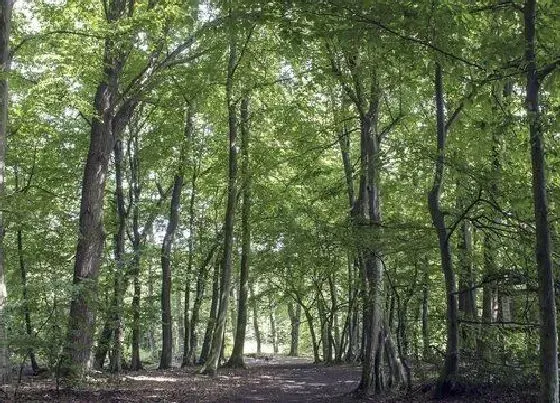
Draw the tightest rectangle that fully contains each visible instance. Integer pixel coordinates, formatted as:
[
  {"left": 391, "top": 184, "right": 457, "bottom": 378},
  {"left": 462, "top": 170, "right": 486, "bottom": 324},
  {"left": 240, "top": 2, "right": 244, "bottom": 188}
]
[
  {"left": 60, "top": 0, "right": 137, "bottom": 377},
  {"left": 227, "top": 96, "right": 251, "bottom": 368},
  {"left": 0, "top": 0, "right": 14, "bottom": 382},
  {"left": 524, "top": 1, "right": 558, "bottom": 400}
]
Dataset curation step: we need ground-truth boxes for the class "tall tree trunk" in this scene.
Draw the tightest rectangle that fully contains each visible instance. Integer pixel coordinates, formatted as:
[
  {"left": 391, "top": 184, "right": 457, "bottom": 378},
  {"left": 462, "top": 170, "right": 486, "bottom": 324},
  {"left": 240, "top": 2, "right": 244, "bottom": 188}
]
[
  {"left": 524, "top": 2, "right": 558, "bottom": 401},
  {"left": 428, "top": 63, "right": 458, "bottom": 398},
  {"left": 201, "top": 35, "right": 239, "bottom": 376},
  {"left": 92, "top": 138, "right": 128, "bottom": 372},
  {"left": 456, "top": 200, "right": 475, "bottom": 350},
  {"left": 287, "top": 302, "right": 301, "bottom": 356},
  {"left": 181, "top": 166, "right": 197, "bottom": 368},
  {"left": 128, "top": 128, "right": 171, "bottom": 370},
  {"left": 337, "top": 99, "right": 360, "bottom": 364},
  {"left": 61, "top": 0, "right": 136, "bottom": 377},
  {"left": 0, "top": 0, "right": 13, "bottom": 383},
  {"left": 227, "top": 97, "right": 250, "bottom": 368},
  {"left": 109, "top": 138, "right": 127, "bottom": 373},
  {"left": 356, "top": 105, "right": 384, "bottom": 397},
  {"left": 159, "top": 174, "right": 182, "bottom": 369},
  {"left": 160, "top": 106, "right": 194, "bottom": 369}
]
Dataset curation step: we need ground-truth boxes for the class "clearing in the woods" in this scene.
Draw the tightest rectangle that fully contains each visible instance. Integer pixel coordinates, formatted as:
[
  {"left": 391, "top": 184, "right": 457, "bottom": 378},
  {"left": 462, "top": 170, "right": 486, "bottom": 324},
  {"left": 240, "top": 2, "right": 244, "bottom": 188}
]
[{"left": 10, "top": 356, "right": 538, "bottom": 402}]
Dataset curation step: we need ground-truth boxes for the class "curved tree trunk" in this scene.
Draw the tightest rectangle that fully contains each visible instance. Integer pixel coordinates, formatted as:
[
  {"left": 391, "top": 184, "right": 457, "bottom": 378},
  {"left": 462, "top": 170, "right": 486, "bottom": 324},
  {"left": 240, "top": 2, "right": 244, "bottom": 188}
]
[{"left": 428, "top": 63, "right": 458, "bottom": 398}]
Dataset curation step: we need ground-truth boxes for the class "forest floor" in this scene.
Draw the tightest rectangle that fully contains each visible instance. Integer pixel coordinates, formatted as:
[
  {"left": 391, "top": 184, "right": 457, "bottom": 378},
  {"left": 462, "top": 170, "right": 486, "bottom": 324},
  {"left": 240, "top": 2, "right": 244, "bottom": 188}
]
[{"left": 7, "top": 356, "right": 538, "bottom": 402}]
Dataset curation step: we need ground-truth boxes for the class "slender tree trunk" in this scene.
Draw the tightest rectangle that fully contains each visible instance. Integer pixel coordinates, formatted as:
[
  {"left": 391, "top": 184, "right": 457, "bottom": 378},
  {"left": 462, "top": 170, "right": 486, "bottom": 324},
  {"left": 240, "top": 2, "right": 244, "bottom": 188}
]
[
  {"left": 181, "top": 168, "right": 197, "bottom": 368},
  {"left": 524, "top": 2, "right": 558, "bottom": 401},
  {"left": 200, "top": 262, "right": 220, "bottom": 363},
  {"left": 17, "top": 229, "right": 39, "bottom": 374},
  {"left": 422, "top": 265, "right": 429, "bottom": 359},
  {"left": 159, "top": 173, "right": 182, "bottom": 369},
  {"left": 128, "top": 128, "right": 171, "bottom": 371},
  {"left": 189, "top": 235, "right": 221, "bottom": 364},
  {"left": 302, "top": 306, "right": 321, "bottom": 363},
  {"left": 0, "top": 0, "right": 13, "bottom": 383},
  {"left": 160, "top": 107, "right": 194, "bottom": 368},
  {"left": 227, "top": 97, "right": 250, "bottom": 368},
  {"left": 269, "top": 303, "right": 278, "bottom": 355},
  {"left": 250, "top": 284, "right": 261, "bottom": 354},
  {"left": 201, "top": 36, "right": 239, "bottom": 376},
  {"left": 428, "top": 63, "right": 458, "bottom": 398}
]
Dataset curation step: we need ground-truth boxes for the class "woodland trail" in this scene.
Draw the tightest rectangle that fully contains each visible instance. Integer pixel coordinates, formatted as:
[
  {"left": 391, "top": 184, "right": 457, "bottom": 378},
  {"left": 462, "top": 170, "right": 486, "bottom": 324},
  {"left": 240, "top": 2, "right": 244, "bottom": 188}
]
[{"left": 12, "top": 356, "right": 538, "bottom": 402}]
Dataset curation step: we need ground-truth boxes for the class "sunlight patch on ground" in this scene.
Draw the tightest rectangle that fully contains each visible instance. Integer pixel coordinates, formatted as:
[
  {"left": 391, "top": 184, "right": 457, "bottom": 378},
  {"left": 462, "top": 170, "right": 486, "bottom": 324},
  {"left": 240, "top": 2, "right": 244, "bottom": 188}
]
[{"left": 124, "top": 376, "right": 179, "bottom": 382}]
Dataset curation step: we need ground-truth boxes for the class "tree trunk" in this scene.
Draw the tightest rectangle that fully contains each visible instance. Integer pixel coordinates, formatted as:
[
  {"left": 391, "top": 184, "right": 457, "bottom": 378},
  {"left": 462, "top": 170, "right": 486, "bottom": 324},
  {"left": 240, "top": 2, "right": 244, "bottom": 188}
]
[
  {"left": 0, "top": 0, "right": 13, "bottom": 383},
  {"left": 422, "top": 265, "right": 429, "bottom": 359},
  {"left": 200, "top": 261, "right": 220, "bottom": 363},
  {"left": 189, "top": 235, "right": 221, "bottom": 365},
  {"left": 160, "top": 108, "right": 194, "bottom": 369},
  {"left": 159, "top": 173, "right": 183, "bottom": 369},
  {"left": 355, "top": 109, "right": 384, "bottom": 397},
  {"left": 61, "top": 0, "right": 136, "bottom": 377},
  {"left": 269, "top": 303, "right": 278, "bottom": 355},
  {"left": 287, "top": 302, "right": 301, "bottom": 356},
  {"left": 91, "top": 138, "right": 129, "bottom": 372},
  {"left": 227, "top": 97, "right": 250, "bottom": 368},
  {"left": 303, "top": 306, "right": 321, "bottom": 363},
  {"left": 250, "top": 284, "right": 261, "bottom": 354},
  {"left": 181, "top": 171, "right": 197, "bottom": 368},
  {"left": 17, "top": 229, "right": 39, "bottom": 374},
  {"left": 524, "top": 2, "right": 558, "bottom": 401},
  {"left": 201, "top": 36, "right": 239, "bottom": 376},
  {"left": 428, "top": 63, "right": 458, "bottom": 398}
]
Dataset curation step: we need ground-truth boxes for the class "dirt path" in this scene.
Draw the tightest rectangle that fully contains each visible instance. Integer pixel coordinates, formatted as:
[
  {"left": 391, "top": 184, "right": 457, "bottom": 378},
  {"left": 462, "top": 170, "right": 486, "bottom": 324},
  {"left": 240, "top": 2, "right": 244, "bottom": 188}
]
[
  {"left": 13, "top": 357, "right": 367, "bottom": 402},
  {"left": 11, "top": 356, "right": 538, "bottom": 402}
]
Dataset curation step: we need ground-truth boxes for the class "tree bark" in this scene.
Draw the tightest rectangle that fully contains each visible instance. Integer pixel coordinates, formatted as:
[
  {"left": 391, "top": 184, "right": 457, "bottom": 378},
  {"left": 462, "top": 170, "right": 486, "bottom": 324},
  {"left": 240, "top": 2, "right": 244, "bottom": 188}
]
[
  {"left": 524, "top": 1, "right": 558, "bottom": 401},
  {"left": 181, "top": 165, "right": 197, "bottom": 368},
  {"left": 250, "top": 284, "right": 261, "bottom": 354},
  {"left": 428, "top": 63, "right": 458, "bottom": 398},
  {"left": 0, "top": 0, "right": 12, "bottom": 383},
  {"left": 227, "top": 97, "right": 250, "bottom": 368},
  {"left": 60, "top": 0, "right": 136, "bottom": 377},
  {"left": 160, "top": 105, "right": 194, "bottom": 369},
  {"left": 188, "top": 234, "right": 221, "bottom": 365},
  {"left": 422, "top": 265, "right": 429, "bottom": 359},
  {"left": 94, "top": 138, "right": 128, "bottom": 372},
  {"left": 201, "top": 37, "right": 239, "bottom": 376},
  {"left": 287, "top": 302, "right": 301, "bottom": 356},
  {"left": 200, "top": 261, "right": 220, "bottom": 363}
]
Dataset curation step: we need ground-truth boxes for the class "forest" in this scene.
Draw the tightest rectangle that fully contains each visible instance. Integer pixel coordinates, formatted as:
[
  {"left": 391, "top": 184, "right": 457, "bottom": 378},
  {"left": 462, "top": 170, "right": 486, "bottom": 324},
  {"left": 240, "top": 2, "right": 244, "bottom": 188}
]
[{"left": 0, "top": 0, "right": 559, "bottom": 401}]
